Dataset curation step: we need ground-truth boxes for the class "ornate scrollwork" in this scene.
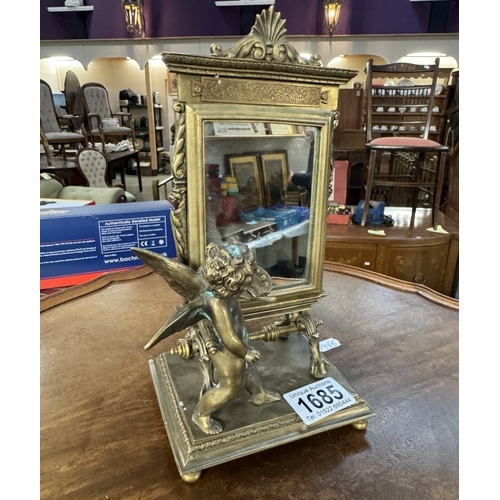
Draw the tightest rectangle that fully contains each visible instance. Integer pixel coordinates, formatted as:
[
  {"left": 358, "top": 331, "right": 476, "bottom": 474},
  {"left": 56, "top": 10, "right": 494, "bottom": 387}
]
[
  {"left": 169, "top": 102, "right": 188, "bottom": 262},
  {"left": 211, "top": 6, "right": 321, "bottom": 67},
  {"left": 295, "top": 312, "right": 330, "bottom": 379},
  {"left": 197, "top": 77, "right": 323, "bottom": 106}
]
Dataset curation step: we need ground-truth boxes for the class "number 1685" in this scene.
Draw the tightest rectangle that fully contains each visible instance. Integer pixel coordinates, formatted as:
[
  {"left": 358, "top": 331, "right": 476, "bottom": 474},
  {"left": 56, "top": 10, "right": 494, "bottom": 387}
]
[{"left": 297, "top": 385, "right": 343, "bottom": 413}]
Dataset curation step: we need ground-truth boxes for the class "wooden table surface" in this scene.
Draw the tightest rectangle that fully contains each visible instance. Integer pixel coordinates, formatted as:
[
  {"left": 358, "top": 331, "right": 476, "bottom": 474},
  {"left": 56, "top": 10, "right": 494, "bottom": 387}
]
[
  {"left": 40, "top": 156, "right": 82, "bottom": 186},
  {"left": 40, "top": 264, "right": 459, "bottom": 500},
  {"left": 325, "top": 207, "right": 459, "bottom": 243},
  {"left": 105, "top": 149, "right": 142, "bottom": 192}
]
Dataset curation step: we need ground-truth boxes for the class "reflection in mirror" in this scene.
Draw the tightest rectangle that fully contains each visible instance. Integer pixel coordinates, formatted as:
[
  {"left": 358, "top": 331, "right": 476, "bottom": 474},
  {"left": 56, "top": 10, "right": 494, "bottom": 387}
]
[{"left": 203, "top": 121, "right": 318, "bottom": 286}]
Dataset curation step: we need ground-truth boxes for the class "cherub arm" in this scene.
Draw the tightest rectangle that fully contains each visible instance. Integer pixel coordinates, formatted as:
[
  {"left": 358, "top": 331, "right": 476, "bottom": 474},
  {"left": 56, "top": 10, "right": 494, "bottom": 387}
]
[{"left": 209, "top": 299, "right": 259, "bottom": 362}]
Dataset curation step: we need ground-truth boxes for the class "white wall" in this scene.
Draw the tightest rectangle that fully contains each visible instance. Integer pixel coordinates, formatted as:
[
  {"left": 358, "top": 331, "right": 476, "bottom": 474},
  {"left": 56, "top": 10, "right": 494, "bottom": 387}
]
[
  {"left": 40, "top": 34, "right": 459, "bottom": 139},
  {"left": 40, "top": 34, "right": 459, "bottom": 70}
]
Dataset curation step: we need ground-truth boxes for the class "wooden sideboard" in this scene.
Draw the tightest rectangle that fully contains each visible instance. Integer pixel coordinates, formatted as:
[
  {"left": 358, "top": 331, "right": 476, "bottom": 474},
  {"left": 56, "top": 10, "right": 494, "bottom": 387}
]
[{"left": 325, "top": 207, "right": 459, "bottom": 296}]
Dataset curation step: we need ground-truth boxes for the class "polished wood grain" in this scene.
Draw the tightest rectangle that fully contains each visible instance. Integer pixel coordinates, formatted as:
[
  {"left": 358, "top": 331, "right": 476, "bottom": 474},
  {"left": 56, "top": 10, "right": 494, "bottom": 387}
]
[
  {"left": 325, "top": 207, "right": 459, "bottom": 296},
  {"left": 40, "top": 264, "right": 458, "bottom": 499},
  {"left": 105, "top": 149, "right": 142, "bottom": 192},
  {"left": 40, "top": 156, "right": 82, "bottom": 186}
]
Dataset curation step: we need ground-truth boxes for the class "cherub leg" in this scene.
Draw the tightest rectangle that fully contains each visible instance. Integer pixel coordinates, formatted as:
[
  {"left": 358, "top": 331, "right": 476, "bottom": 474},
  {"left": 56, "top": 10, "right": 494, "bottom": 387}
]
[
  {"left": 192, "top": 351, "right": 245, "bottom": 435},
  {"left": 245, "top": 365, "right": 281, "bottom": 406}
]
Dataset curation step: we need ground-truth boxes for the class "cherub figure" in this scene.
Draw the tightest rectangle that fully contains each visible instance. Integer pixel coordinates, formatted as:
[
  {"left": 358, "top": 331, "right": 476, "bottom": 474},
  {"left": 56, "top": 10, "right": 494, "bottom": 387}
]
[{"left": 132, "top": 242, "right": 281, "bottom": 435}]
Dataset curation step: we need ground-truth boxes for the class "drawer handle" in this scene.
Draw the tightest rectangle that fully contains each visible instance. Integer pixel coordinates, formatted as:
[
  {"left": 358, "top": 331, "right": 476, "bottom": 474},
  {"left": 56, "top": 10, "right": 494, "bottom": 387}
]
[{"left": 414, "top": 273, "right": 426, "bottom": 285}]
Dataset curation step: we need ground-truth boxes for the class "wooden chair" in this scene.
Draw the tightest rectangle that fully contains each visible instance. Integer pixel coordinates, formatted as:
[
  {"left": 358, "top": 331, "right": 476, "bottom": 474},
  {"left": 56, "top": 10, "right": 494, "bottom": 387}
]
[
  {"left": 75, "top": 147, "right": 136, "bottom": 202},
  {"left": 79, "top": 82, "right": 137, "bottom": 150},
  {"left": 361, "top": 58, "right": 449, "bottom": 228},
  {"left": 152, "top": 175, "right": 174, "bottom": 201},
  {"left": 40, "top": 79, "right": 87, "bottom": 166}
]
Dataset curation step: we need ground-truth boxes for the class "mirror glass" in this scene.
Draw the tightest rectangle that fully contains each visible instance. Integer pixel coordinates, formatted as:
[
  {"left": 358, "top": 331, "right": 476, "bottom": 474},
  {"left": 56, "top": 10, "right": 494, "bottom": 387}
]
[{"left": 203, "top": 121, "right": 318, "bottom": 287}]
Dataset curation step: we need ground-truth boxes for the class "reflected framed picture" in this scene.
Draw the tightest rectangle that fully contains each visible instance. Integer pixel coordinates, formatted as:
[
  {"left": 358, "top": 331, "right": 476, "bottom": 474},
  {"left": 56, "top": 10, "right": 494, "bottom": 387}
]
[
  {"left": 166, "top": 71, "right": 178, "bottom": 96},
  {"left": 260, "top": 151, "right": 289, "bottom": 207},
  {"left": 226, "top": 153, "right": 264, "bottom": 211}
]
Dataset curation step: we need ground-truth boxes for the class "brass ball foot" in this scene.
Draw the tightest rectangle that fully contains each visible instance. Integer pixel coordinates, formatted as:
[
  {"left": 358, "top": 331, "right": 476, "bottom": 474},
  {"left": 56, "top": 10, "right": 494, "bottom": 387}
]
[
  {"left": 351, "top": 419, "right": 368, "bottom": 431},
  {"left": 181, "top": 470, "right": 202, "bottom": 483}
]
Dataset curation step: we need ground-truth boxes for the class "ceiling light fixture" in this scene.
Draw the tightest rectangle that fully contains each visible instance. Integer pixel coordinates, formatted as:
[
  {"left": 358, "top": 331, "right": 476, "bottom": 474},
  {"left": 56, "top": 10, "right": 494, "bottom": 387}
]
[
  {"left": 122, "top": 0, "right": 146, "bottom": 39},
  {"left": 324, "top": 0, "right": 343, "bottom": 36}
]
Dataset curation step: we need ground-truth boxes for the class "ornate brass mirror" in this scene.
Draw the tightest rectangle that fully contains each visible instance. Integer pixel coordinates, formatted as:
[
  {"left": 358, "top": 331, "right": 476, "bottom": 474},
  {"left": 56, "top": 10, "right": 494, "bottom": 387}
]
[{"left": 137, "top": 7, "right": 375, "bottom": 482}]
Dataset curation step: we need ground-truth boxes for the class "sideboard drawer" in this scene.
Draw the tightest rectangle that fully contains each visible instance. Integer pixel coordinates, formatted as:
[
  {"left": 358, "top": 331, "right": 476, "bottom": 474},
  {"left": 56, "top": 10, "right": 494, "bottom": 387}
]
[
  {"left": 377, "top": 243, "right": 450, "bottom": 293},
  {"left": 325, "top": 243, "right": 378, "bottom": 271}
]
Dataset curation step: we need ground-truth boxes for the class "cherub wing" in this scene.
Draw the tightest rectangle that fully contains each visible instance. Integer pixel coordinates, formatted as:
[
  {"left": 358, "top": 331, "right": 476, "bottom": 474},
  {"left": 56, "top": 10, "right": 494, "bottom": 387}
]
[
  {"left": 143, "top": 295, "right": 209, "bottom": 350},
  {"left": 131, "top": 247, "right": 206, "bottom": 301}
]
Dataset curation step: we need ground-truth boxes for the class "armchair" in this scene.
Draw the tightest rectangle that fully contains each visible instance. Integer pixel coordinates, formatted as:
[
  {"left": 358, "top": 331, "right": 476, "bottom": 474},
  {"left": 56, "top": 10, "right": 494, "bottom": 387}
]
[
  {"left": 40, "top": 173, "right": 127, "bottom": 205},
  {"left": 40, "top": 79, "right": 87, "bottom": 166},
  {"left": 75, "top": 147, "right": 136, "bottom": 202},
  {"left": 79, "top": 82, "right": 137, "bottom": 150}
]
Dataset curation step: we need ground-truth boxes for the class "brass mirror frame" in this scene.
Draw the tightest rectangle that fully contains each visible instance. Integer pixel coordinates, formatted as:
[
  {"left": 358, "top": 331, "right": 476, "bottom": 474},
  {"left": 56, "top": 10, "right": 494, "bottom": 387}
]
[{"left": 163, "top": 14, "right": 356, "bottom": 320}]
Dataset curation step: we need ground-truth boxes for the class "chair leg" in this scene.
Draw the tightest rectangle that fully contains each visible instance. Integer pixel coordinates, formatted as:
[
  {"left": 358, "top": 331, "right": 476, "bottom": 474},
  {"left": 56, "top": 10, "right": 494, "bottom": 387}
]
[
  {"left": 432, "top": 152, "right": 447, "bottom": 230},
  {"left": 410, "top": 152, "right": 425, "bottom": 226},
  {"left": 130, "top": 129, "right": 137, "bottom": 150},
  {"left": 41, "top": 139, "right": 52, "bottom": 166},
  {"left": 361, "top": 150, "right": 377, "bottom": 227},
  {"left": 152, "top": 180, "right": 160, "bottom": 201}
]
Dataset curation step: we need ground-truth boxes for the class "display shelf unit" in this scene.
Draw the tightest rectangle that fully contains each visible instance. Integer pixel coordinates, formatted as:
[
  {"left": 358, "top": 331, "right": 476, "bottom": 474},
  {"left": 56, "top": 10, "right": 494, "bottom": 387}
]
[
  {"left": 119, "top": 103, "right": 165, "bottom": 175},
  {"left": 366, "top": 87, "right": 448, "bottom": 144},
  {"left": 47, "top": 6, "right": 94, "bottom": 12},
  {"left": 46, "top": 5, "right": 94, "bottom": 38},
  {"left": 119, "top": 103, "right": 149, "bottom": 137},
  {"left": 215, "top": 1, "right": 275, "bottom": 5}
]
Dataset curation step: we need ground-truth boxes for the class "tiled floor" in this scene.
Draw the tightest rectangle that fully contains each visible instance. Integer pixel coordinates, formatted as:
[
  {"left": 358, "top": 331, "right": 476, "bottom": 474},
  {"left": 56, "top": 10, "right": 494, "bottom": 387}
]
[{"left": 116, "top": 169, "right": 173, "bottom": 202}]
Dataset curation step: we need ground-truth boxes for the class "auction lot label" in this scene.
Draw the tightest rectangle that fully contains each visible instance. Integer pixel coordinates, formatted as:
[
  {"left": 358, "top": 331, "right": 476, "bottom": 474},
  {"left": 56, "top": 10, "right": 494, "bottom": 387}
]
[
  {"left": 283, "top": 377, "right": 356, "bottom": 425},
  {"left": 319, "top": 338, "right": 341, "bottom": 352}
]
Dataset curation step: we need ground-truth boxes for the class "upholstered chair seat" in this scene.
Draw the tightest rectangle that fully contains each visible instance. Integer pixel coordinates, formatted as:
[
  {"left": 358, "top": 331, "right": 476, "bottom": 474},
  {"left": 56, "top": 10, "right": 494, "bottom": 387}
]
[
  {"left": 44, "top": 131, "right": 86, "bottom": 142},
  {"left": 368, "top": 137, "right": 443, "bottom": 149}
]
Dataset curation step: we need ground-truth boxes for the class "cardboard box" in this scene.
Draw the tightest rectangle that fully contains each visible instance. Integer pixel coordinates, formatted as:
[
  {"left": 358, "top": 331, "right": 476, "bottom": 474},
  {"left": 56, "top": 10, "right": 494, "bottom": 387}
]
[
  {"left": 40, "top": 201, "right": 177, "bottom": 289},
  {"left": 327, "top": 213, "right": 350, "bottom": 225},
  {"left": 330, "top": 160, "right": 349, "bottom": 205},
  {"left": 40, "top": 198, "right": 95, "bottom": 209}
]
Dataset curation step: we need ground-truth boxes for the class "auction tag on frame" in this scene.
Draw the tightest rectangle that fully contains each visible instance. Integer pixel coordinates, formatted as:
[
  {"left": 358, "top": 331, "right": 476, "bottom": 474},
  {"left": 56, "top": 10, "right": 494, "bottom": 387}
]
[
  {"left": 319, "top": 338, "right": 341, "bottom": 352},
  {"left": 283, "top": 377, "right": 356, "bottom": 425}
]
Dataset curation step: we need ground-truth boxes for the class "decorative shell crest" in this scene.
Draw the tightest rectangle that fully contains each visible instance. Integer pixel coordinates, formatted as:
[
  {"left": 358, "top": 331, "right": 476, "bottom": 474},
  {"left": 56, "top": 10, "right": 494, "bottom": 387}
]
[{"left": 211, "top": 6, "right": 322, "bottom": 67}]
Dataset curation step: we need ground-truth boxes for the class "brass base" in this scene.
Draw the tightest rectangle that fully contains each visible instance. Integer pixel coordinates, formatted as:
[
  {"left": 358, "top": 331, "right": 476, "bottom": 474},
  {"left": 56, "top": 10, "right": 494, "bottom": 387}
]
[{"left": 149, "top": 334, "right": 375, "bottom": 482}]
